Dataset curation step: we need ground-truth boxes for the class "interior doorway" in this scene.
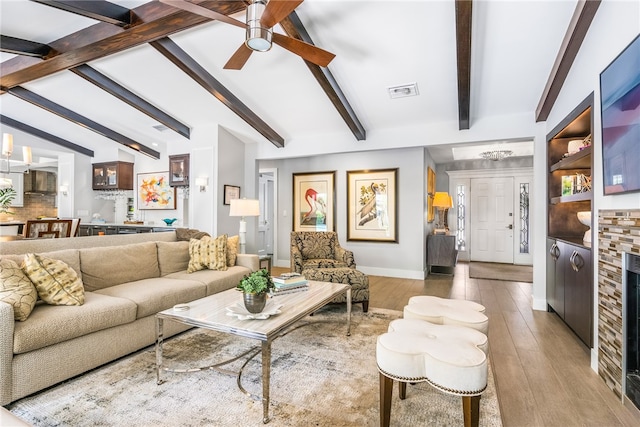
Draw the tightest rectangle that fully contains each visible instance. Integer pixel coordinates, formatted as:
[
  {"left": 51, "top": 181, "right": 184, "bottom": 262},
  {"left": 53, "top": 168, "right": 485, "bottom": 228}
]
[{"left": 258, "top": 169, "right": 277, "bottom": 260}]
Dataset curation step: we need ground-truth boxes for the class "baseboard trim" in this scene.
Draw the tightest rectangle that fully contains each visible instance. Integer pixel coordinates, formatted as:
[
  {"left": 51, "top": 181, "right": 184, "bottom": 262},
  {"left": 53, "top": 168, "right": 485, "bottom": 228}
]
[{"left": 532, "top": 297, "right": 548, "bottom": 312}]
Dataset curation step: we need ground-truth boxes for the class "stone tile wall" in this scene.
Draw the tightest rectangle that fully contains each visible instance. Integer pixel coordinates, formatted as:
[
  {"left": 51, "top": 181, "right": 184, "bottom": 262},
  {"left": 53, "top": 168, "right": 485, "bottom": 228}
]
[{"left": 598, "top": 209, "right": 640, "bottom": 399}]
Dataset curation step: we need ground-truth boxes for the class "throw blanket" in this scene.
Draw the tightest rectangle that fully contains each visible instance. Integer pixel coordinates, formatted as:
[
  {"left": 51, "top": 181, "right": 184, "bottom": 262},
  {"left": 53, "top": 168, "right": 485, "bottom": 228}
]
[{"left": 175, "top": 228, "right": 210, "bottom": 241}]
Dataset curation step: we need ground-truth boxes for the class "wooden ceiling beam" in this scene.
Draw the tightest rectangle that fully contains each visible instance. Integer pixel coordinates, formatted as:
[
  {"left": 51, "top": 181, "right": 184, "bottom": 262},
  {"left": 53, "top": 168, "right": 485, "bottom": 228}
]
[
  {"left": 30, "top": 0, "right": 134, "bottom": 27},
  {"left": 0, "top": 115, "right": 94, "bottom": 157},
  {"left": 536, "top": 0, "right": 601, "bottom": 122},
  {"left": 70, "top": 64, "right": 191, "bottom": 139},
  {"left": 8, "top": 86, "right": 160, "bottom": 159},
  {"left": 455, "top": 0, "right": 472, "bottom": 130},
  {"left": 0, "top": 1, "right": 246, "bottom": 90},
  {"left": 280, "top": 12, "right": 366, "bottom": 141},
  {"left": 150, "top": 37, "right": 285, "bottom": 148},
  {"left": 0, "top": 35, "right": 57, "bottom": 59}
]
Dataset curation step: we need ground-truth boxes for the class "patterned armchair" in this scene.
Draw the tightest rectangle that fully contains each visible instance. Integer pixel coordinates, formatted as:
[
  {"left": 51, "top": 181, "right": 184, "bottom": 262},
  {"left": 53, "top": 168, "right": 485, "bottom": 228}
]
[{"left": 290, "top": 231, "right": 356, "bottom": 274}]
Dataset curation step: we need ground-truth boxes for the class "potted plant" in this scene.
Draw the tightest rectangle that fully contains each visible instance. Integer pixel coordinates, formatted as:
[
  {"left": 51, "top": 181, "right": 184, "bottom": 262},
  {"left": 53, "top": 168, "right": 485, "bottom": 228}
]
[{"left": 236, "top": 268, "right": 275, "bottom": 313}]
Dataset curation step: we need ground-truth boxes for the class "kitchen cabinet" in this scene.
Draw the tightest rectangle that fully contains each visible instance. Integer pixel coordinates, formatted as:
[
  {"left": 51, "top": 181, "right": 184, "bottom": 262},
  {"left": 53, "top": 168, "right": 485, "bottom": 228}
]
[
  {"left": 79, "top": 224, "right": 175, "bottom": 236},
  {"left": 8, "top": 173, "right": 23, "bottom": 207},
  {"left": 547, "top": 239, "right": 592, "bottom": 347},
  {"left": 92, "top": 162, "right": 133, "bottom": 190}
]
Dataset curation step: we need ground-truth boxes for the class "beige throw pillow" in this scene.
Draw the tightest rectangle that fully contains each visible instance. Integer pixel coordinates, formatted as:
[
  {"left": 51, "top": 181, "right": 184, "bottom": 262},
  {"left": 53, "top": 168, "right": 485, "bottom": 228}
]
[
  {"left": 187, "top": 235, "right": 228, "bottom": 273},
  {"left": 227, "top": 235, "right": 239, "bottom": 267},
  {"left": 0, "top": 258, "right": 38, "bottom": 321},
  {"left": 23, "top": 253, "right": 85, "bottom": 306}
]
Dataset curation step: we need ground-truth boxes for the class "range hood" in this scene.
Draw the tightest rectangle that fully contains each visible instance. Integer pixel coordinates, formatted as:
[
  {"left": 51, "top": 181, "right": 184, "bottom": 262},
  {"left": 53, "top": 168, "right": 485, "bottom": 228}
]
[{"left": 23, "top": 171, "right": 57, "bottom": 194}]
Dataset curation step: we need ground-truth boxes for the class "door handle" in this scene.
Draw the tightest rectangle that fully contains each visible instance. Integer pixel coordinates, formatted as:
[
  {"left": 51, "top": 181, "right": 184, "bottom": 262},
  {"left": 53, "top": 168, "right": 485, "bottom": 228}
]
[
  {"left": 506, "top": 224, "right": 513, "bottom": 229},
  {"left": 549, "top": 243, "right": 558, "bottom": 261},
  {"left": 573, "top": 252, "right": 583, "bottom": 271},
  {"left": 569, "top": 251, "right": 578, "bottom": 272}
]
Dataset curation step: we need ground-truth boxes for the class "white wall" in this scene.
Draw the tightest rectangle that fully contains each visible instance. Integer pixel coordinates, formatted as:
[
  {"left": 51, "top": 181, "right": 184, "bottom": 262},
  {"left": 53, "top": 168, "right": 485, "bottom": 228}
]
[{"left": 543, "top": 0, "right": 640, "bottom": 371}]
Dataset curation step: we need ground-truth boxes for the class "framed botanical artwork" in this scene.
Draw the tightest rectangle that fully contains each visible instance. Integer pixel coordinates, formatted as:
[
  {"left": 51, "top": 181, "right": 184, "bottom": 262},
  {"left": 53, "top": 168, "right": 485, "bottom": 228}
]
[
  {"left": 137, "top": 172, "right": 176, "bottom": 210},
  {"left": 427, "top": 167, "right": 436, "bottom": 222},
  {"left": 224, "top": 185, "right": 240, "bottom": 205},
  {"left": 347, "top": 168, "right": 398, "bottom": 242},
  {"left": 292, "top": 171, "right": 336, "bottom": 232},
  {"left": 169, "top": 154, "right": 189, "bottom": 187}
]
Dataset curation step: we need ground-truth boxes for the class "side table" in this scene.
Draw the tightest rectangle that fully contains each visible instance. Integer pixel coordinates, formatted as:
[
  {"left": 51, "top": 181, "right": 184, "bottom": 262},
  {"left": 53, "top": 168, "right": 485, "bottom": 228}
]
[
  {"left": 427, "top": 234, "right": 458, "bottom": 274},
  {"left": 259, "top": 255, "right": 272, "bottom": 274}
]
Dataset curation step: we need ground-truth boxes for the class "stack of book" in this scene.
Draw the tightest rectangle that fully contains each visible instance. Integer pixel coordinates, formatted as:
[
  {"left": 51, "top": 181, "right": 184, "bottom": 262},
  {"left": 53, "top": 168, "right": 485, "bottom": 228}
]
[{"left": 270, "top": 273, "right": 309, "bottom": 296}]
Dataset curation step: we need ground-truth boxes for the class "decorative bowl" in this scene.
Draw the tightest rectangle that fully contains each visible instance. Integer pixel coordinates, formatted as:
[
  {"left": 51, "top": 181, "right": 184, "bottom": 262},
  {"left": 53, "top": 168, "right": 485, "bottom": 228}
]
[{"left": 162, "top": 218, "right": 177, "bottom": 226}]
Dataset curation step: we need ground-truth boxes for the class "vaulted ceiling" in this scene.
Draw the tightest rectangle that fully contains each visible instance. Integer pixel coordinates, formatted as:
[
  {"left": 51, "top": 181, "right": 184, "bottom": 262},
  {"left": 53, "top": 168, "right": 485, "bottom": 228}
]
[{"left": 0, "top": 0, "right": 600, "bottom": 166}]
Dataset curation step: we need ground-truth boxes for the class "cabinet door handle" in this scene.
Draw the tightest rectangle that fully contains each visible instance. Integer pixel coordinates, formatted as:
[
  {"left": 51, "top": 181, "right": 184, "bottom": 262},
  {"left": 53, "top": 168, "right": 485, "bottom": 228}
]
[
  {"left": 550, "top": 243, "right": 558, "bottom": 260},
  {"left": 569, "top": 251, "right": 579, "bottom": 272},
  {"left": 574, "top": 252, "right": 584, "bottom": 272}
]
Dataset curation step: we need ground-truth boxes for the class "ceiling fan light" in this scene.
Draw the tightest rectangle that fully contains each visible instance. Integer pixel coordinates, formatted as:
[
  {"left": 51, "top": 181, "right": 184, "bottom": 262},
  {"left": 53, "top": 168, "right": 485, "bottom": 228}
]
[{"left": 246, "top": 0, "right": 272, "bottom": 52}]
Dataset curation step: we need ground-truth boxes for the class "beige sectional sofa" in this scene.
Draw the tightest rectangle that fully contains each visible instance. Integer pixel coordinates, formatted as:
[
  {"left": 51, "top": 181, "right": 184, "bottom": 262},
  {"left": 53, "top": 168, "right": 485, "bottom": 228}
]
[{"left": 0, "top": 231, "right": 258, "bottom": 406}]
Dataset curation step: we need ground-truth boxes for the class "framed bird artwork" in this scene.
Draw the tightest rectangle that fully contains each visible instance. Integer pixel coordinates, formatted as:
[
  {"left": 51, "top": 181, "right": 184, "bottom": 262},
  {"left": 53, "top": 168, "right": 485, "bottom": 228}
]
[
  {"left": 347, "top": 168, "right": 398, "bottom": 242},
  {"left": 292, "top": 171, "right": 336, "bottom": 232}
]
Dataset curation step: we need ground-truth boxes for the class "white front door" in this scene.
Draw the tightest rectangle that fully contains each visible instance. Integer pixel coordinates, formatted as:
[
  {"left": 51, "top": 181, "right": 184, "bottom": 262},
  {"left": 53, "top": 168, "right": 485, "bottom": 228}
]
[{"left": 470, "top": 177, "right": 514, "bottom": 263}]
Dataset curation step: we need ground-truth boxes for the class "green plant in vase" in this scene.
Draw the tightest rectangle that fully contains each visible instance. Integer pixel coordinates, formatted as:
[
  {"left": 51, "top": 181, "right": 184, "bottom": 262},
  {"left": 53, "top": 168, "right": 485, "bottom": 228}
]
[{"left": 237, "top": 269, "right": 275, "bottom": 313}]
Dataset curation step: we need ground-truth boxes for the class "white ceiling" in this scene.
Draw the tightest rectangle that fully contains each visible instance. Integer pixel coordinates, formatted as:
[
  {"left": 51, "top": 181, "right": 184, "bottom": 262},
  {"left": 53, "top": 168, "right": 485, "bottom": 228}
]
[{"left": 0, "top": 0, "right": 581, "bottom": 165}]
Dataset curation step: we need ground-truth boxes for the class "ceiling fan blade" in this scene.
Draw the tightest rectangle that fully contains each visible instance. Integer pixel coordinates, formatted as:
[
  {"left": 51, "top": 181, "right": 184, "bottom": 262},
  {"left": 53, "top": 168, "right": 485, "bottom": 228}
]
[
  {"left": 272, "top": 33, "right": 335, "bottom": 67},
  {"left": 224, "top": 44, "right": 253, "bottom": 70},
  {"left": 159, "top": 0, "right": 246, "bottom": 29},
  {"left": 261, "top": 0, "right": 304, "bottom": 28}
]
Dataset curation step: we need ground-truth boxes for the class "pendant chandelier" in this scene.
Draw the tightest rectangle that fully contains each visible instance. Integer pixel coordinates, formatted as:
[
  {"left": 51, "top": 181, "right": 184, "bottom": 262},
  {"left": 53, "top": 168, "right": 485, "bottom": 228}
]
[{"left": 479, "top": 148, "right": 513, "bottom": 161}]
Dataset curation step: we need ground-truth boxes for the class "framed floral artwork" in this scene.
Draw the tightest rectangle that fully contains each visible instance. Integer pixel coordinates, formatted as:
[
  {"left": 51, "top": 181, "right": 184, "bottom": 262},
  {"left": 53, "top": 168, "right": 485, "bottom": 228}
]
[
  {"left": 292, "top": 171, "right": 336, "bottom": 232},
  {"left": 347, "top": 168, "right": 398, "bottom": 242},
  {"left": 137, "top": 172, "right": 176, "bottom": 210}
]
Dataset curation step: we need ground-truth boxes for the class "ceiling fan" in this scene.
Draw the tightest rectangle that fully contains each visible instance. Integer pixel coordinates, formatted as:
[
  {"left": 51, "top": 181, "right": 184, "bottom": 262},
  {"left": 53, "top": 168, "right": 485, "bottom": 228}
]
[{"left": 160, "top": 0, "right": 335, "bottom": 70}]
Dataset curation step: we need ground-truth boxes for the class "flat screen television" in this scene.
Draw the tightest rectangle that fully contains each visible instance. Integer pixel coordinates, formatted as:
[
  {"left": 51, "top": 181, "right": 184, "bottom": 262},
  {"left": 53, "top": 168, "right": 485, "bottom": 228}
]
[{"left": 600, "top": 34, "right": 640, "bottom": 196}]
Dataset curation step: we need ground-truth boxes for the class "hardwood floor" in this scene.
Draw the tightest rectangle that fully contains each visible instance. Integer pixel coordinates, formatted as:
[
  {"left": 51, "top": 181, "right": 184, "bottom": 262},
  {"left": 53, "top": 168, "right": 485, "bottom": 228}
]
[{"left": 274, "top": 263, "right": 640, "bottom": 426}]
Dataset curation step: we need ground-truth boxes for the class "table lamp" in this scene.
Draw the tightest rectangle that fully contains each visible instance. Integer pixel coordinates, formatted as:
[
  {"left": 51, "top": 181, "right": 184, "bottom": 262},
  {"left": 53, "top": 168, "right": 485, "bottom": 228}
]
[
  {"left": 432, "top": 192, "right": 452, "bottom": 234},
  {"left": 229, "top": 198, "right": 260, "bottom": 253}
]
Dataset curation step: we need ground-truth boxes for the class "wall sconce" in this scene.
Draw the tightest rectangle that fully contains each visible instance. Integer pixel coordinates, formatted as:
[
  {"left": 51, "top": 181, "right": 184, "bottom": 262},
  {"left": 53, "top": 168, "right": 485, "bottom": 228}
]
[
  {"left": 195, "top": 177, "right": 208, "bottom": 192},
  {"left": 59, "top": 185, "right": 69, "bottom": 196}
]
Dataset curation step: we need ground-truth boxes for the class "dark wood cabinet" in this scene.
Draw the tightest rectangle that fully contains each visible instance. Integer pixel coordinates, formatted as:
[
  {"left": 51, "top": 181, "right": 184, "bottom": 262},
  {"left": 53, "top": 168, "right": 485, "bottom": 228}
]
[
  {"left": 427, "top": 234, "right": 458, "bottom": 274},
  {"left": 547, "top": 238, "right": 592, "bottom": 347},
  {"left": 92, "top": 162, "right": 134, "bottom": 190},
  {"left": 546, "top": 94, "right": 594, "bottom": 348}
]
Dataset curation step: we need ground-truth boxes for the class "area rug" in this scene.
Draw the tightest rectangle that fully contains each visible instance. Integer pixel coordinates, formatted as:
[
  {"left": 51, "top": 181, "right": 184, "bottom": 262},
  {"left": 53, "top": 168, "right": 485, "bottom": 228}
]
[
  {"left": 8, "top": 307, "right": 502, "bottom": 427},
  {"left": 469, "top": 262, "right": 533, "bottom": 283}
]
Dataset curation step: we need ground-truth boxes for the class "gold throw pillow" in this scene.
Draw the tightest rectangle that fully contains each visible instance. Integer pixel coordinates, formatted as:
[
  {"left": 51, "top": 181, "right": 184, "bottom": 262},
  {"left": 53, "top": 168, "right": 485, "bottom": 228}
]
[
  {"left": 226, "top": 235, "right": 239, "bottom": 267},
  {"left": 23, "top": 254, "right": 85, "bottom": 306},
  {"left": 0, "top": 258, "right": 38, "bottom": 321},
  {"left": 187, "top": 235, "right": 228, "bottom": 273}
]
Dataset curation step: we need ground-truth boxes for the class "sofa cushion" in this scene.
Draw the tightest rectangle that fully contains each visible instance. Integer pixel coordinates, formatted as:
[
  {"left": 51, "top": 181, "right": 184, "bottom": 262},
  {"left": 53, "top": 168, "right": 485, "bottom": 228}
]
[
  {"left": 80, "top": 242, "right": 160, "bottom": 291},
  {"left": 0, "top": 258, "right": 37, "bottom": 321},
  {"left": 157, "top": 241, "right": 190, "bottom": 276},
  {"left": 94, "top": 277, "right": 206, "bottom": 319},
  {"left": 226, "top": 235, "right": 239, "bottom": 267},
  {"left": 187, "top": 235, "right": 227, "bottom": 273},
  {"left": 22, "top": 254, "right": 85, "bottom": 306},
  {"left": 13, "top": 292, "right": 137, "bottom": 354},
  {"left": 166, "top": 265, "right": 250, "bottom": 296}
]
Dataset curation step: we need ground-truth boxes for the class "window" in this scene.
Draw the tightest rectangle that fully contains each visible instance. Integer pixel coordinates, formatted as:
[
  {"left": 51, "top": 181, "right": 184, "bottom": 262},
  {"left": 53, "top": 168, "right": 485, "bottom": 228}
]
[
  {"left": 519, "top": 183, "right": 530, "bottom": 254},
  {"left": 456, "top": 184, "right": 466, "bottom": 251}
]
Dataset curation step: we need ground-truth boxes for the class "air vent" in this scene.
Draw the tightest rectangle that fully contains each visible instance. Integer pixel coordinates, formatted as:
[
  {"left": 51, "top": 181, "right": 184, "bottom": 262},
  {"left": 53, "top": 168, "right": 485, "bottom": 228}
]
[
  {"left": 153, "top": 124, "right": 169, "bottom": 132},
  {"left": 387, "top": 83, "right": 419, "bottom": 99}
]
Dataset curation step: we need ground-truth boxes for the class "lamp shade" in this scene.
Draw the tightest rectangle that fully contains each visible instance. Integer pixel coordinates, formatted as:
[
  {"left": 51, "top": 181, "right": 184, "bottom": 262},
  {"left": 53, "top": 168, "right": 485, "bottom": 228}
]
[
  {"left": 2, "top": 133, "right": 13, "bottom": 156},
  {"left": 230, "top": 198, "right": 260, "bottom": 217},
  {"left": 433, "top": 192, "right": 452, "bottom": 208}
]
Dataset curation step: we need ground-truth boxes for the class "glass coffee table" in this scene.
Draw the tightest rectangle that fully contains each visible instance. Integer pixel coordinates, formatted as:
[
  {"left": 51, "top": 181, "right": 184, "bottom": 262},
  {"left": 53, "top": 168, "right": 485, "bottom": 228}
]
[{"left": 155, "top": 280, "right": 351, "bottom": 424}]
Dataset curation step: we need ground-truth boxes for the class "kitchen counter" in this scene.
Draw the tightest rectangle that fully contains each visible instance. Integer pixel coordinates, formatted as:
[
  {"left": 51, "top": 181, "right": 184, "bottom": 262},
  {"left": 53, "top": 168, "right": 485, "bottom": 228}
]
[{"left": 79, "top": 223, "right": 177, "bottom": 236}]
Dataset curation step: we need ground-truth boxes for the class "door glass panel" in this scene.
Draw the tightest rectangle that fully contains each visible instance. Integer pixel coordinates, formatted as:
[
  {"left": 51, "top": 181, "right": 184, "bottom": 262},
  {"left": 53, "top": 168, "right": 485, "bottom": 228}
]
[
  {"left": 456, "top": 184, "right": 466, "bottom": 251},
  {"left": 519, "top": 183, "right": 530, "bottom": 254}
]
